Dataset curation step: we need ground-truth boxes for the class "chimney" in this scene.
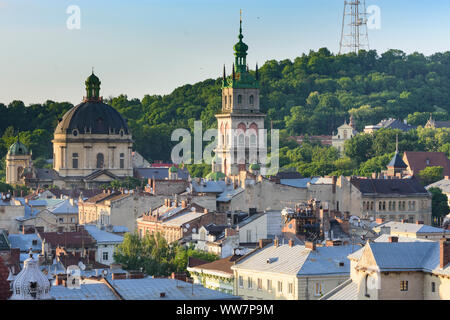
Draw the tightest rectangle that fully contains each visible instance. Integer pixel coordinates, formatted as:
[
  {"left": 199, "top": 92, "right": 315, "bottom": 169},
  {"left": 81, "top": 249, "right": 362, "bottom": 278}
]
[
  {"left": 225, "top": 228, "right": 237, "bottom": 237},
  {"left": 332, "top": 176, "right": 337, "bottom": 194},
  {"left": 416, "top": 221, "right": 424, "bottom": 225},
  {"left": 376, "top": 218, "right": 384, "bottom": 224},
  {"left": 204, "top": 208, "right": 208, "bottom": 214},
  {"left": 259, "top": 239, "right": 272, "bottom": 249},
  {"left": 181, "top": 200, "right": 187, "bottom": 208},
  {"left": 274, "top": 237, "right": 279, "bottom": 248},
  {"left": 288, "top": 239, "right": 294, "bottom": 247},
  {"left": 305, "top": 241, "right": 316, "bottom": 251},
  {"left": 388, "top": 236, "right": 398, "bottom": 243},
  {"left": 445, "top": 176, "right": 450, "bottom": 181},
  {"left": 440, "top": 238, "right": 450, "bottom": 269}
]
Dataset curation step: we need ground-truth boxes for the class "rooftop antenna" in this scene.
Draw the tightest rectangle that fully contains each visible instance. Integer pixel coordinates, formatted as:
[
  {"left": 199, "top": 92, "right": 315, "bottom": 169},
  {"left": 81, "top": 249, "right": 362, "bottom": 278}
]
[{"left": 339, "top": 0, "right": 370, "bottom": 54}]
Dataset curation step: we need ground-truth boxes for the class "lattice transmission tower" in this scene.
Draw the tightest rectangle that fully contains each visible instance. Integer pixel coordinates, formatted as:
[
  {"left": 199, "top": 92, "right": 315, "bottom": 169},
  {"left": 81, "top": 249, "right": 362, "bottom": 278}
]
[{"left": 339, "top": 0, "right": 370, "bottom": 54}]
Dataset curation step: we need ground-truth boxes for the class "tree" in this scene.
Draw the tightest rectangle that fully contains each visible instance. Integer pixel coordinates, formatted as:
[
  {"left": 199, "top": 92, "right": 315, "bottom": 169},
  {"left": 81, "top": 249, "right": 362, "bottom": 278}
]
[
  {"left": 428, "top": 187, "right": 450, "bottom": 220},
  {"left": 418, "top": 166, "right": 444, "bottom": 186}
]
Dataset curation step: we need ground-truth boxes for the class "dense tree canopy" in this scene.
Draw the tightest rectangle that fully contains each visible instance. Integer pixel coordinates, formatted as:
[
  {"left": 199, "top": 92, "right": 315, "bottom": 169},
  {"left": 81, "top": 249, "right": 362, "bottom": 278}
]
[{"left": 2, "top": 49, "right": 450, "bottom": 180}]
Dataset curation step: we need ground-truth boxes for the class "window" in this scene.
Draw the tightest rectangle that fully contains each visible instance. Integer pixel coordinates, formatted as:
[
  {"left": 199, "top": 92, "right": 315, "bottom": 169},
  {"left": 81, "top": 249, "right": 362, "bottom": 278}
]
[
  {"left": 288, "top": 283, "right": 293, "bottom": 295},
  {"left": 431, "top": 282, "right": 436, "bottom": 293},
  {"left": 59, "top": 218, "right": 64, "bottom": 223},
  {"left": 102, "top": 251, "right": 109, "bottom": 261},
  {"left": 96, "top": 153, "right": 104, "bottom": 169},
  {"left": 239, "top": 276, "right": 244, "bottom": 288},
  {"left": 400, "top": 280, "right": 408, "bottom": 291},
  {"left": 277, "top": 281, "right": 283, "bottom": 293},
  {"left": 249, "top": 95, "right": 254, "bottom": 105},
  {"left": 267, "top": 279, "right": 272, "bottom": 292},
  {"left": 120, "top": 153, "right": 125, "bottom": 169},
  {"left": 314, "top": 282, "right": 322, "bottom": 296},
  {"left": 32, "top": 240, "right": 37, "bottom": 246},
  {"left": 248, "top": 277, "right": 253, "bottom": 289},
  {"left": 238, "top": 94, "right": 242, "bottom": 104},
  {"left": 72, "top": 153, "right": 78, "bottom": 169},
  {"left": 224, "top": 95, "right": 227, "bottom": 107},
  {"left": 364, "top": 275, "right": 370, "bottom": 297},
  {"left": 257, "top": 278, "right": 262, "bottom": 290}
]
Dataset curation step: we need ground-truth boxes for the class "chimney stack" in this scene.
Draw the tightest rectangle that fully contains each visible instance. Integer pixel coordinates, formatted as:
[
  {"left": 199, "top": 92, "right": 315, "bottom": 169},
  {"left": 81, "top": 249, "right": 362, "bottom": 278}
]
[
  {"left": 305, "top": 241, "right": 316, "bottom": 251},
  {"left": 274, "top": 237, "right": 279, "bottom": 248},
  {"left": 388, "top": 236, "right": 398, "bottom": 243},
  {"left": 181, "top": 200, "right": 187, "bottom": 208},
  {"left": 440, "top": 238, "right": 450, "bottom": 269},
  {"left": 288, "top": 239, "right": 294, "bottom": 247},
  {"left": 259, "top": 239, "right": 272, "bottom": 249}
]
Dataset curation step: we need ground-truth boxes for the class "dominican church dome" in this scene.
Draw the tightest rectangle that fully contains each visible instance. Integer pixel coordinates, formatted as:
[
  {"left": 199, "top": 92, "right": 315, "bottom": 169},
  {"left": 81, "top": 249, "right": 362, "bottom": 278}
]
[{"left": 55, "top": 72, "right": 129, "bottom": 136}]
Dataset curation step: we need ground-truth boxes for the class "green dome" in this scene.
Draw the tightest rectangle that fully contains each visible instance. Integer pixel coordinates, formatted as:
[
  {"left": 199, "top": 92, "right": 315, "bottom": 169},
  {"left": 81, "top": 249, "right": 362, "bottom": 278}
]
[
  {"left": 169, "top": 166, "right": 178, "bottom": 173},
  {"left": 249, "top": 164, "right": 260, "bottom": 170},
  {"left": 85, "top": 72, "right": 101, "bottom": 86},
  {"left": 206, "top": 171, "right": 226, "bottom": 181},
  {"left": 8, "top": 140, "right": 29, "bottom": 156}
]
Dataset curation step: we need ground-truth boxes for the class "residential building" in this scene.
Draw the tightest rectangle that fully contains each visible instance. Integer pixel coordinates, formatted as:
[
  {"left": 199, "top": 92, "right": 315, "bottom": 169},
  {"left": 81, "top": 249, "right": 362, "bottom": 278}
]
[
  {"left": 425, "top": 115, "right": 450, "bottom": 129},
  {"left": 373, "top": 221, "right": 450, "bottom": 240},
  {"left": 403, "top": 151, "right": 450, "bottom": 178},
  {"left": 136, "top": 199, "right": 226, "bottom": 243},
  {"left": 426, "top": 176, "right": 450, "bottom": 207},
  {"left": 187, "top": 254, "right": 242, "bottom": 295},
  {"left": 336, "top": 176, "right": 432, "bottom": 224},
  {"left": 322, "top": 236, "right": 450, "bottom": 300},
  {"left": 84, "top": 225, "right": 124, "bottom": 265},
  {"left": 78, "top": 190, "right": 163, "bottom": 233},
  {"left": 364, "top": 118, "right": 415, "bottom": 134},
  {"left": 231, "top": 239, "right": 355, "bottom": 300}
]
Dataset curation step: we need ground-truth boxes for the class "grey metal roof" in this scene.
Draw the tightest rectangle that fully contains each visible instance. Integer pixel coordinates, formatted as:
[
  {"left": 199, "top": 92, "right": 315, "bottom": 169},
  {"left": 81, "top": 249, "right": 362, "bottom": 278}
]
[
  {"left": 109, "top": 277, "right": 238, "bottom": 300},
  {"left": 426, "top": 178, "right": 450, "bottom": 193},
  {"left": 233, "top": 244, "right": 354, "bottom": 276},
  {"left": 191, "top": 180, "right": 227, "bottom": 193},
  {"left": 321, "top": 279, "right": 358, "bottom": 300},
  {"left": 84, "top": 225, "right": 124, "bottom": 244},
  {"left": 375, "top": 221, "right": 449, "bottom": 234},
  {"left": 135, "top": 167, "right": 189, "bottom": 180},
  {"left": 48, "top": 199, "right": 78, "bottom": 215},
  {"left": 51, "top": 279, "right": 119, "bottom": 300},
  {"left": 8, "top": 233, "right": 42, "bottom": 252}
]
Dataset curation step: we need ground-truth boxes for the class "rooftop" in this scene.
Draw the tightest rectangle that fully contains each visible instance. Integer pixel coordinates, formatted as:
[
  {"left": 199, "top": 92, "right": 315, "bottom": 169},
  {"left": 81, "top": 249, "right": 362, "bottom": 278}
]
[
  {"left": 232, "top": 243, "right": 354, "bottom": 276},
  {"left": 84, "top": 225, "right": 124, "bottom": 244}
]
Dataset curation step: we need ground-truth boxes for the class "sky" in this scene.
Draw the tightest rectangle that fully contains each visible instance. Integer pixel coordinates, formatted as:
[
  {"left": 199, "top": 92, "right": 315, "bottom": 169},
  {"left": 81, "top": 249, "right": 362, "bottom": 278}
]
[{"left": 1, "top": 0, "right": 450, "bottom": 105}]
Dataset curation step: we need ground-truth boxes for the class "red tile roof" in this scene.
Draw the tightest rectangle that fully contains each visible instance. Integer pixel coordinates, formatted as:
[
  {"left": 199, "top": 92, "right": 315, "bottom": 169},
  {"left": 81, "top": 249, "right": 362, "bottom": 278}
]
[
  {"left": 39, "top": 231, "right": 96, "bottom": 248},
  {"left": 403, "top": 151, "right": 450, "bottom": 177}
]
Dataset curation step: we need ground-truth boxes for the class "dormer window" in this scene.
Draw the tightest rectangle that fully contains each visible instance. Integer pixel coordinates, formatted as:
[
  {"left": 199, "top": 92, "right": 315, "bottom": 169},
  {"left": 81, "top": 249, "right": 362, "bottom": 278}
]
[{"left": 119, "top": 129, "right": 125, "bottom": 137}]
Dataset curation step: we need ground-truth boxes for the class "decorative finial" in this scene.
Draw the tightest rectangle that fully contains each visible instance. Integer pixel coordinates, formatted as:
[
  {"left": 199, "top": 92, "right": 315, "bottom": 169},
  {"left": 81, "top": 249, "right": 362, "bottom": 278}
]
[
  {"left": 239, "top": 10, "right": 243, "bottom": 40},
  {"left": 223, "top": 64, "right": 226, "bottom": 81},
  {"left": 92, "top": 66, "right": 94, "bottom": 75}
]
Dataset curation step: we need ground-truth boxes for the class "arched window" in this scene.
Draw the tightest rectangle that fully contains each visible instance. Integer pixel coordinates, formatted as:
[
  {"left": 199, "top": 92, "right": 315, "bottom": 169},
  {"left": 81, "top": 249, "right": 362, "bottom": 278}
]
[
  {"left": 96, "top": 153, "right": 104, "bottom": 169},
  {"left": 237, "top": 95, "right": 242, "bottom": 105},
  {"left": 17, "top": 166, "right": 24, "bottom": 178},
  {"left": 224, "top": 95, "right": 227, "bottom": 107},
  {"left": 343, "top": 130, "right": 348, "bottom": 139},
  {"left": 249, "top": 95, "right": 254, "bottom": 105},
  {"left": 239, "top": 134, "right": 245, "bottom": 146},
  {"left": 365, "top": 274, "right": 370, "bottom": 297},
  {"left": 229, "top": 95, "right": 232, "bottom": 107}
]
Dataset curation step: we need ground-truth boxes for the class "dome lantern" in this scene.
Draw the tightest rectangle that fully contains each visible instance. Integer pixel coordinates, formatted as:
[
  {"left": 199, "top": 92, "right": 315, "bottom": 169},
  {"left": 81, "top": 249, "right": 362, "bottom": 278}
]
[{"left": 85, "top": 70, "right": 101, "bottom": 101}]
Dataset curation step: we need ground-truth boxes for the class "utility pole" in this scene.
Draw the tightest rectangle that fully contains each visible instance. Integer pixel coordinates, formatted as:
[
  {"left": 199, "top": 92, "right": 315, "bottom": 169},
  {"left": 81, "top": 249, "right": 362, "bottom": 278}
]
[{"left": 339, "top": 0, "right": 370, "bottom": 54}]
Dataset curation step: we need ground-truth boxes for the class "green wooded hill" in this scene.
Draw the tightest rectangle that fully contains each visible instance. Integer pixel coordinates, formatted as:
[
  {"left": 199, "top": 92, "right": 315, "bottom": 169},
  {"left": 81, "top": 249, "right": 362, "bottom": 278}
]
[{"left": 2, "top": 48, "right": 450, "bottom": 178}]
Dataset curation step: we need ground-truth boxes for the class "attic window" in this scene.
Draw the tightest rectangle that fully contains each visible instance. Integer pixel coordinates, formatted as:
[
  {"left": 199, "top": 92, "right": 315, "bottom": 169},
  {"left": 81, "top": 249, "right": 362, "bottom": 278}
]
[
  {"left": 339, "top": 262, "right": 345, "bottom": 267},
  {"left": 426, "top": 159, "right": 430, "bottom": 165}
]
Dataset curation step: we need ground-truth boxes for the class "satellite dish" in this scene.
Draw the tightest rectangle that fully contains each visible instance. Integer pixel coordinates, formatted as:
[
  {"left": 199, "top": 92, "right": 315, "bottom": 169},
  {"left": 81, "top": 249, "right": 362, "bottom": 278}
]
[
  {"left": 186, "top": 188, "right": 191, "bottom": 193},
  {"left": 192, "top": 228, "right": 197, "bottom": 233},
  {"left": 191, "top": 207, "right": 195, "bottom": 212},
  {"left": 235, "top": 249, "right": 241, "bottom": 255},
  {"left": 171, "top": 202, "right": 175, "bottom": 206},
  {"left": 183, "top": 228, "right": 188, "bottom": 233},
  {"left": 185, "top": 223, "right": 190, "bottom": 229},
  {"left": 124, "top": 190, "right": 129, "bottom": 194},
  {"left": 78, "top": 261, "right": 86, "bottom": 271},
  {"left": 102, "top": 269, "right": 108, "bottom": 276}
]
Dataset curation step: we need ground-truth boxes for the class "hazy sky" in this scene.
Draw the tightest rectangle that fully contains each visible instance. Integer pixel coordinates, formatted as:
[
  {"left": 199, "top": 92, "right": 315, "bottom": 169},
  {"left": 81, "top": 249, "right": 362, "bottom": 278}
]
[{"left": 1, "top": 0, "right": 450, "bottom": 105}]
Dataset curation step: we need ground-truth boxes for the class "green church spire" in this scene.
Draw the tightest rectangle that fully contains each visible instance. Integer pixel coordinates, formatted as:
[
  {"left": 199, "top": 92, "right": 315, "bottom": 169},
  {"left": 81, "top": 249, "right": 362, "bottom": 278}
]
[
  {"left": 222, "top": 11, "right": 259, "bottom": 89},
  {"left": 85, "top": 70, "right": 101, "bottom": 101}
]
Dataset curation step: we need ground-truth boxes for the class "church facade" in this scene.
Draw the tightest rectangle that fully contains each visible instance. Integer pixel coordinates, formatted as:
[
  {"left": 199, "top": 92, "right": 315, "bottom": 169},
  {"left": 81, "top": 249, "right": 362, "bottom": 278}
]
[
  {"left": 7, "top": 73, "right": 134, "bottom": 189},
  {"left": 212, "top": 17, "right": 266, "bottom": 178}
]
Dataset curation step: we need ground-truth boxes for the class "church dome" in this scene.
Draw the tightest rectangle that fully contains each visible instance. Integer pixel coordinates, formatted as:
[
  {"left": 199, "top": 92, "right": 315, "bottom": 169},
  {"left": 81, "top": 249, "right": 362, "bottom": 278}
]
[
  {"left": 10, "top": 253, "right": 53, "bottom": 300},
  {"left": 8, "top": 138, "right": 29, "bottom": 156},
  {"left": 55, "top": 72, "right": 129, "bottom": 135},
  {"left": 55, "top": 100, "right": 130, "bottom": 135}
]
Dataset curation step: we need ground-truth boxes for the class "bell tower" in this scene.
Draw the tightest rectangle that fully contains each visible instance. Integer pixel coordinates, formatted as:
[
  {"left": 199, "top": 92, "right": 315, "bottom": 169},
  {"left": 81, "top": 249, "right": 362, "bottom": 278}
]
[
  {"left": 214, "top": 12, "right": 266, "bottom": 177},
  {"left": 5, "top": 134, "right": 32, "bottom": 185}
]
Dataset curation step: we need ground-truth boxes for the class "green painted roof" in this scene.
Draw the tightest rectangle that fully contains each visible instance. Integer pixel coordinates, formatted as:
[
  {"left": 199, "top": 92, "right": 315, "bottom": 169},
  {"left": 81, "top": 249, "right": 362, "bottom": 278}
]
[
  {"left": 8, "top": 139, "right": 29, "bottom": 156},
  {"left": 206, "top": 171, "right": 226, "bottom": 181}
]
